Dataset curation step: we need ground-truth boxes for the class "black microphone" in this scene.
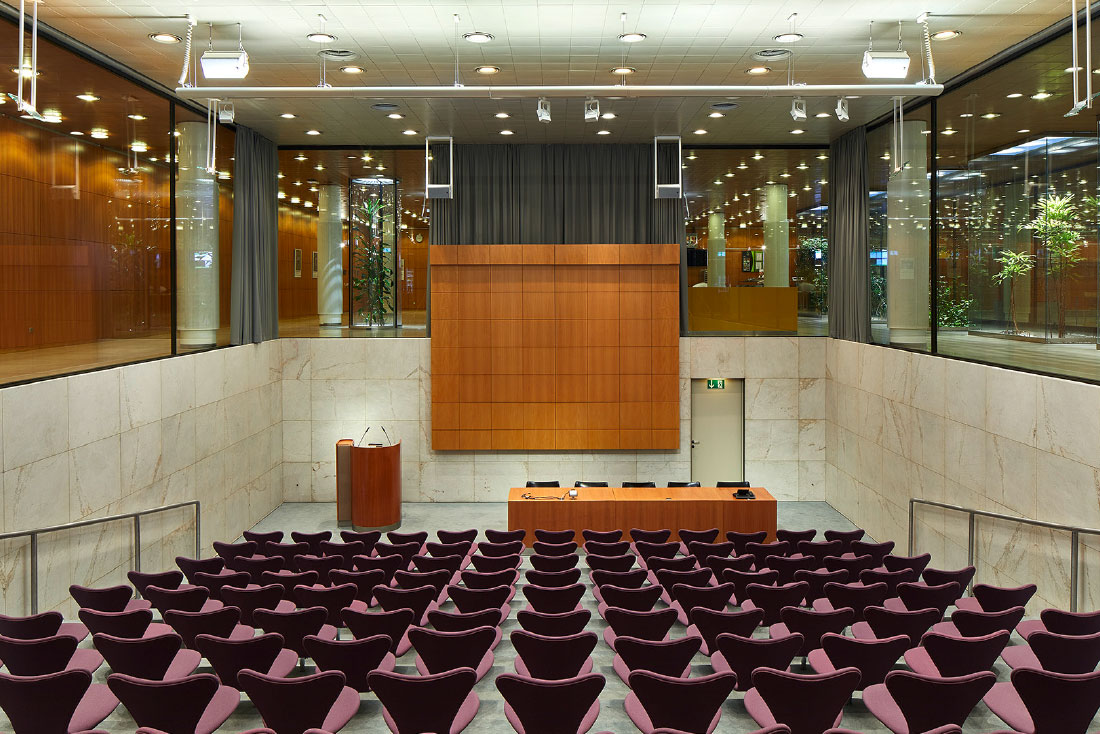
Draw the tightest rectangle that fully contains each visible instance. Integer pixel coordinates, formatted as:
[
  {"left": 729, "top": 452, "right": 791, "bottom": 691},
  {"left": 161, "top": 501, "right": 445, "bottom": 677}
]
[
  {"left": 380, "top": 425, "right": 393, "bottom": 446},
  {"left": 358, "top": 426, "right": 370, "bottom": 446}
]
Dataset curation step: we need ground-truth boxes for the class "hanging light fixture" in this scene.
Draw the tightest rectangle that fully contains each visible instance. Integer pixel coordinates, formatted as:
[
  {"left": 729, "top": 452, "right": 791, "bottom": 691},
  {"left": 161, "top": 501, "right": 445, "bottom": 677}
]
[{"left": 774, "top": 13, "right": 803, "bottom": 43}]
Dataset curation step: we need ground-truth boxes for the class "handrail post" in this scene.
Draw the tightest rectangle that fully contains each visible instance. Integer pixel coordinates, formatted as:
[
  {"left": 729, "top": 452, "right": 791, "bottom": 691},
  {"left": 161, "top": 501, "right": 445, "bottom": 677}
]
[
  {"left": 967, "top": 512, "right": 976, "bottom": 593},
  {"left": 195, "top": 503, "right": 201, "bottom": 558},
  {"left": 1071, "top": 529, "right": 1080, "bottom": 613},
  {"left": 134, "top": 514, "right": 142, "bottom": 573},
  {"left": 908, "top": 498, "right": 915, "bottom": 555},
  {"left": 29, "top": 533, "right": 38, "bottom": 615}
]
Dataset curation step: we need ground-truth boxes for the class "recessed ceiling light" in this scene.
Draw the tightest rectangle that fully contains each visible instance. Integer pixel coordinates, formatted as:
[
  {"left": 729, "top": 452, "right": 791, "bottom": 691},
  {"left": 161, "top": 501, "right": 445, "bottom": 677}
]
[
  {"left": 70, "top": 130, "right": 83, "bottom": 136},
  {"left": 280, "top": 113, "right": 297, "bottom": 119},
  {"left": 307, "top": 32, "right": 337, "bottom": 43},
  {"left": 127, "top": 114, "right": 146, "bottom": 121},
  {"left": 149, "top": 32, "right": 181, "bottom": 44},
  {"left": 387, "top": 113, "right": 404, "bottom": 119},
  {"left": 931, "top": 29, "right": 962, "bottom": 41},
  {"left": 370, "top": 103, "right": 399, "bottom": 112},
  {"left": 713, "top": 179, "right": 722, "bottom": 184},
  {"left": 1018, "top": 128, "right": 1031, "bottom": 133},
  {"left": 1005, "top": 93, "right": 1023, "bottom": 99},
  {"left": 981, "top": 112, "right": 1000, "bottom": 119},
  {"left": 340, "top": 65, "right": 364, "bottom": 74},
  {"left": 402, "top": 129, "right": 418, "bottom": 135},
  {"left": 693, "top": 129, "right": 707, "bottom": 135},
  {"left": 1031, "top": 91, "right": 1052, "bottom": 100},
  {"left": 724, "top": 172, "right": 734, "bottom": 177},
  {"left": 306, "top": 129, "right": 321, "bottom": 135},
  {"left": 686, "top": 153, "right": 697, "bottom": 160},
  {"left": 816, "top": 154, "right": 828, "bottom": 160},
  {"left": 797, "top": 163, "right": 808, "bottom": 170},
  {"left": 790, "top": 129, "right": 805, "bottom": 135},
  {"left": 500, "top": 129, "right": 514, "bottom": 135},
  {"left": 746, "top": 66, "right": 771, "bottom": 75},
  {"left": 941, "top": 128, "right": 957, "bottom": 135},
  {"left": 709, "top": 112, "right": 725, "bottom": 118},
  {"left": 41, "top": 110, "right": 62, "bottom": 123},
  {"left": 90, "top": 128, "right": 109, "bottom": 139},
  {"left": 597, "top": 130, "right": 611, "bottom": 135},
  {"left": 618, "top": 32, "right": 647, "bottom": 42},
  {"left": 475, "top": 65, "right": 500, "bottom": 75},
  {"left": 774, "top": 32, "right": 804, "bottom": 43},
  {"left": 294, "top": 155, "right": 307, "bottom": 161},
  {"left": 495, "top": 112, "right": 511, "bottom": 119},
  {"left": 130, "top": 141, "right": 148, "bottom": 152},
  {"left": 11, "top": 65, "right": 38, "bottom": 78},
  {"left": 737, "top": 163, "right": 748, "bottom": 169},
  {"left": 611, "top": 66, "right": 636, "bottom": 75},
  {"left": 814, "top": 112, "right": 830, "bottom": 118},
  {"left": 76, "top": 93, "right": 99, "bottom": 102},
  {"left": 1066, "top": 66, "right": 1084, "bottom": 72},
  {"left": 601, "top": 112, "right": 616, "bottom": 119},
  {"left": 752, "top": 153, "right": 764, "bottom": 160},
  {"left": 463, "top": 32, "right": 494, "bottom": 43}
]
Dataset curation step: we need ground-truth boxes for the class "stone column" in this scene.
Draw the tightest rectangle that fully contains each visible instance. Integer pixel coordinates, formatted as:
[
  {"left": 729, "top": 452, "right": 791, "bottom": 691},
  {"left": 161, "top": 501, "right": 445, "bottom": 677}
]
[
  {"left": 763, "top": 184, "right": 789, "bottom": 287},
  {"left": 886, "top": 119, "right": 931, "bottom": 346},
  {"left": 317, "top": 185, "right": 344, "bottom": 326},
  {"left": 174, "top": 121, "right": 219, "bottom": 348},
  {"left": 707, "top": 205, "right": 727, "bottom": 287}
]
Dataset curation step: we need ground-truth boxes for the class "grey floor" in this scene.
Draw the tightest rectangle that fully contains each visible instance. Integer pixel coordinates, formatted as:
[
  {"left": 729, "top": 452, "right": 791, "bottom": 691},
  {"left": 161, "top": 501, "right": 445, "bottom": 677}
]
[{"left": 52, "top": 501, "right": 1036, "bottom": 733}]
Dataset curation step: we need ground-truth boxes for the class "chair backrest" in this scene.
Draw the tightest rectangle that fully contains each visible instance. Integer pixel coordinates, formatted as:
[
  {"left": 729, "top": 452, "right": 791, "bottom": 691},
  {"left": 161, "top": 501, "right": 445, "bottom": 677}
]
[
  {"left": 128, "top": 569, "right": 184, "bottom": 596},
  {"left": 688, "top": 607, "right": 764, "bottom": 651},
  {"left": 292, "top": 583, "right": 358, "bottom": 625},
  {"left": 0, "top": 633, "right": 78, "bottom": 675},
  {"left": 514, "top": 609, "right": 592, "bottom": 637},
  {"left": 863, "top": 606, "right": 940, "bottom": 648},
  {"left": 654, "top": 567, "right": 712, "bottom": 593},
  {"left": 253, "top": 606, "right": 327, "bottom": 655},
  {"left": 630, "top": 529, "right": 672, "bottom": 544},
  {"left": 921, "top": 565, "right": 976, "bottom": 590},
  {"left": 107, "top": 672, "right": 221, "bottom": 733},
  {"left": 409, "top": 626, "right": 497, "bottom": 674},
  {"left": 0, "top": 668, "right": 91, "bottom": 734},
  {"left": 295, "top": 554, "right": 344, "bottom": 580},
  {"left": 373, "top": 541, "right": 420, "bottom": 567},
  {"left": 529, "top": 553, "right": 580, "bottom": 572},
  {"left": 194, "top": 632, "right": 286, "bottom": 688},
  {"left": 373, "top": 584, "right": 437, "bottom": 621},
  {"left": 949, "top": 606, "right": 1026, "bottom": 637},
  {"left": 591, "top": 568, "right": 647, "bottom": 589},
  {"left": 510, "top": 630, "right": 598, "bottom": 680},
  {"left": 352, "top": 553, "right": 402, "bottom": 582},
  {"left": 884, "top": 670, "right": 996, "bottom": 732},
  {"left": 635, "top": 541, "right": 682, "bottom": 564},
  {"left": 920, "top": 630, "right": 1010, "bottom": 676},
  {"left": 496, "top": 673, "right": 606, "bottom": 734},
  {"left": 163, "top": 606, "right": 242, "bottom": 648},
  {"left": 1009, "top": 668, "right": 1100, "bottom": 734},
  {"left": 708, "top": 554, "right": 756, "bottom": 578},
  {"left": 750, "top": 667, "right": 862, "bottom": 734},
  {"left": 192, "top": 571, "right": 252, "bottom": 600},
  {"left": 850, "top": 540, "right": 895, "bottom": 564},
  {"left": 328, "top": 569, "right": 385, "bottom": 605},
  {"left": 819, "top": 633, "right": 909, "bottom": 690},
  {"left": 882, "top": 553, "right": 932, "bottom": 575},
  {"left": 260, "top": 570, "right": 320, "bottom": 599},
  {"left": 726, "top": 530, "right": 768, "bottom": 555},
  {"left": 340, "top": 530, "right": 381, "bottom": 551},
  {"left": 575, "top": 481, "right": 608, "bottom": 487},
  {"left": 427, "top": 608, "right": 504, "bottom": 633},
  {"left": 778, "top": 607, "right": 856, "bottom": 655},
  {"left": 600, "top": 584, "right": 663, "bottom": 612},
  {"left": 585, "top": 552, "right": 636, "bottom": 572},
  {"left": 93, "top": 632, "right": 183, "bottom": 680},
  {"left": 822, "top": 528, "right": 865, "bottom": 553},
  {"left": 525, "top": 568, "right": 582, "bottom": 588},
  {"left": 716, "top": 481, "right": 750, "bottom": 488},
  {"left": 231, "top": 554, "right": 285, "bottom": 582},
  {"left": 387, "top": 530, "right": 428, "bottom": 546},
  {"left": 687, "top": 541, "right": 734, "bottom": 566},
  {"left": 1040, "top": 608, "right": 1100, "bottom": 636},
  {"left": 393, "top": 569, "right": 452, "bottom": 594},
  {"left": 477, "top": 540, "right": 525, "bottom": 558},
  {"left": 616, "top": 635, "right": 701, "bottom": 677},
  {"left": 526, "top": 480, "right": 561, "bottom": 488},
  {"left": 367, "top": 668, "right": 478, "bottom": 734},
  {"left": 767, "top": 555, "right": 818, "bottom": 585},
  {"left": 469, "top": 553, "right": 522, "bottom": 573},
  {"left": 143, "top": 585, "right": 211, "bottom": 615},
  {"left": 238, "top": 668, "right": 349, "bottom": 734},
  {"left": 0, "top": 611, "right": 63, "bottom": 640},
  {"left": 484, "top": 529, "right": 527, "bottom": 543},
  {"left": 242, "top": 530, "right": 283, "bottom": 546},
  {"left": 627, "top": 670, "right": 737, "bottom": 732},
  {"left": 69, "top": 583, "right": 136, "bottom": 612},
  {"left": 776, "top": 529, "right": 816, "bottom": 545},
  {"left": 532, "top": 541, "right": 578, "bottom": 557},
  {"left": 623, "top": 481, "right": 657, "bottom": 488},
  {"left": 796, "top": 540, "right": 844, "bottom": 568},
  {"left": 212, "top": 540, "right": 257, "bottom": 563},
  {"left": 437, "top": 529, "right": 478, "bottom": 544},
  {"left": 342, "top": 608, "right": 414, "bottom": 652},
  {"left": 896, "top": 581, "right": 961, "bottom": 617},
  {"left": 460, "top": 568, "right": 519, "bottom": 590},
  {"left": 448, "top": 584, "right": 511, "bottom": 615},
  {"left": 291, "top": 531, "right": 333, "bottom": 555},
  {"left": 858, "top": 568, "right": 918, "bottom": 598},
  {"left": 722, "top": 568, "right": 779, "bottom": 603},
  {"left": 413, "top": 553, "right": 464, "bottom": 575},
  {"left": 714, "top": 632, "right": 804, "bottom": 691},
  {"left": 671, "top": 583, "right": 735, "bottom": 618},
  {"left": 667, "top": 481, "right": 701, "bottom": 487},
  {"left": 794, "top": 569, "right": 849, "bottom": 602},
  {"left": 822, "top": 581, "right": 888, "bottom": 622},
  {"left": 605, "top": 607, "right": 677, "bottom": 641},
  {"left": 581, "top": 529, "right": 623, "bottom": 543},
  {"left": 521, "top": 583, "right": 585, "bottom": 614},
  {"left": 743, "top": 581, "right": 809, "bottom": 625},
  {"left": 78, "top": 608, "right": 152, "bottom": 639},
  {"left": 972, "top": 583, "right": 1038, "bottom": 612},
  {"left": 1028, "top": 630, "right": 1100, "bottom": 674},
  {"left": 746, "top": 540, "right": 793, "bottom": 569},
  {"left": 425, "top": 541, "right": 474, "bottom": 559},
  {"left": 534, "top": 529, "right": 576, "bottom": 544},
  {"left": 823, "top": 554, "right": 877, "bottom": 577},
  {"left": 304, "top": 634, "right": 392, "bottom": 692},
  {"left": 679, "top": 529, "right": 719, "bottom": 545},
  {"left": 645, "top": 556, "right": 696, "bottom": 575},
  {"left": 174, "top": 556, "right": 226, "bottom": 584}
]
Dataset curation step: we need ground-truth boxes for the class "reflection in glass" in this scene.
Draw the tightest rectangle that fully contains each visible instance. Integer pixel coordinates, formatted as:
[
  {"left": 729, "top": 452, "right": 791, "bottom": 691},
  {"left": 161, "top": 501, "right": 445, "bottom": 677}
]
[
  {"left": 350, "top": 177, "right": 399, "bottom": 328},
  {"left": 174, "top": 120, "right": 220, "bottom": 348}
]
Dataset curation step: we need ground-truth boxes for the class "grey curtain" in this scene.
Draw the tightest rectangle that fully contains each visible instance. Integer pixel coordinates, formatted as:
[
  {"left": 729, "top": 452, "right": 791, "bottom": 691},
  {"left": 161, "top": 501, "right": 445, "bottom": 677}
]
[
  {"left": 230, "top": 126, "right": 279, "bottom": 344},
  {"left": 430, "top": 144, "right": 685, "bottom": 245},
  {"left": 828, "top": 127, "right": 871, "bottom": 342}
]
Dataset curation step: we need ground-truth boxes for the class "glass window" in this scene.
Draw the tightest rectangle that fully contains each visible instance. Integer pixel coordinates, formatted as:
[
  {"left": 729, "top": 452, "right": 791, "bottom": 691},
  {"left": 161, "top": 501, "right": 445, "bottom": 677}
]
[{"left": 682, "top": 147, "right": 829, "bottom": 335}]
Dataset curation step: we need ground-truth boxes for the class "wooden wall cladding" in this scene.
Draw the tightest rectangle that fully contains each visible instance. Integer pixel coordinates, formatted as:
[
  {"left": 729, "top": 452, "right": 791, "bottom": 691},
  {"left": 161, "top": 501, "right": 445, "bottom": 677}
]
[{"left": 430, "top": 243, "right": 680, "bottom": 451}]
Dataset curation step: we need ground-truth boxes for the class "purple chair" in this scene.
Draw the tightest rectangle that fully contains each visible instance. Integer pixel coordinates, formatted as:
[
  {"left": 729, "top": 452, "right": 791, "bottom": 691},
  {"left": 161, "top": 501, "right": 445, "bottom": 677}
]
[
  {"left": 341, "top": 529, "right": 381, "bottom": 551},
  {"left": 238, "top": 668, "right": 358, "bottom": 734},
  {"left": 261, "top": 570, "right": 321, "bottom": 600},
  {"left": 726, "top": 530, "right": 768, "bottom": 555},
  {"left": 849, "top": 540, "right": 895, "bottom": 566},
  {"left": 485, "top": 529, "right": 526, "bottom": 544},
  {"left": 603, "top": 607, "right": 677, "bottom": 650},
  {"left": 746, "top": 541, "right": 792, "bottom": 569},
  {"left": 722, "top": 568, "right": 779, "bottom": 604},
  {"left": 921, "top": 566, "right": 976, "bottom": 591},
  {"left": 496, "top": 672, "right": 604, "bottom": 734},
  {"left": 591, "top": 568, "right": 648, "bottom": 592},
  {"left": 647, "top": 556, "right": 699, "bottom": 576},
  {"left": 511, "top": 630, "right": 597, "bottom": 680},
  {"left": 0, "top": 669, "right": 117, "bottom": 733},
  {"left": 522, "top": 583, "right": 585, "bottom": 614},
  {"left": 525, "top": 568, "right": 582, "bottom": 588},
  {"left": 984, "top": 667, "right": 1100, "bottom": 734},
  {"left": 393, "top": 569, "right": 453, "bottom": 604},
  {"left": 864, "top": 670, "right": 995, "bottom": 734},
  {"left": 1018, "top": 608, "right": 1100, "bottom": 639},
  {"left": 437, "top": 529, "right": 478, "bottom": 544},
  {"left": 584, "top": 542, "right": 632, "bottom": 558},
  {"left": 795, "top": 569, "right": 849, "bottom": 603},
  {"left": 686, "top": 541, "right": 734, "bottom": 567},
  {"left": 291, "top": 530, "right": 334, "bottom": 556},
  {"left": 955, "top": 583, "right": 1038, "bottom": 613},
  {"left": 144, "top": 586, "right": 221, "bottom": 616},
  {"left": 822, "top": 529, "right": 865, "bottom": 553},
  {"left": 883, "top": 553, "right": 932, "bottom": 576},
  {"left": 460, "top": 568, "right": 519, "bottom": 590},
  {"left": 162, "top": 606, "right": 255, "bottom": 648},
  {"left": 92, "top": 632, "right": 200, "bottom": 680},
  {"left": 686, "top": 607, "right": 764, "bottom": 656},
  {"left": 243, "top": 530, "right": 283, "bottom": 546},
  {"left": 174, "top": 557, "right": 228, "bottom": 586},
  {"left": 387, "top": 530, "right": 428, "bottom": 548},
  {"left": 932, "top": 606, "right": 1027, "bottom": 638},
  {"left": 885, "top": 581, "right": 961, "bottom": 618},
  {"left": 904, "top": 630, "right": 1010, "bottom": 677},
  {"left": 852, "top": 606, "right": 941, "bottom": 648},
  {"left": 808, "top": 633, "right": 909, "bottom": 691},
  {"left": 745, "top": 667, "right": 862, "bottom": 734},
  {"left": 70, "top": 584, "right": 151, "bottom": 613},
  {"left": 630, "top": 529, "right": 672, "bottom": 544},
  {"left": 707, "top": 554, "right": 756, "bottom": 578},
  {"left": 625, "top": 670, "right": 736, "bottom": 734},
  {"left": 1001, "top": 629, "right": 1100, "bottom": 673},
  {"left": 767, "top": 555, "right": 818, "bottom": 585},
  {"left": 0, "top": 630, "right": 100, "bottom": 677},
  {"left": 635, "top": 541, "right": 681, "bottom": 566},
  {"left": 413, "top": 553, "right": 464, "bottom": 579},
  {"left": 212, "top": 540, "right": 257, "bottom": 565},
  {"left": 612, "top": 635, "right": 700, "bottom": 684},
  {"left": 711, "top": 632, "right": 803, "bottom": 691},
  {"left": 409, "top": 626, "right": 496, "bottom": 680},
  {"left": 194, "top": 633, "right": 298, "bottom": 688},
  {"left": 293, "top": 583, "right": 361, "bottom": 626},
  {"left": 654, "top": 566, "right": 712, "bottom": 591},
  {"left": 679, "top": 529, "right": 720, "bottom": 546},
  {"left": 859, "top": 568, "right": 919, "bottom": 599},
  {"left": 426, "top": 541, "right": 473, "bottom": 559},
  {"left": 796, "top": 540, "right": 843, "bottom": 568},
  {"left": 190, "top": 571, "right": 252, "bottom": 601},
  {"left": 478, "top": 540, "right": 525, "bottom": 558},
  {"left": 231, "top": 556, "right": 287, "bottom": 584},
  {"left": 469, "top": 553, "right": 523, "bottom": 573},
  {"left": 128, "top": 569, "right": 185, "bottom": 596},
  {"left": 658, "top": 728, "right": 790, "bottom": 734},
  {"left": 296, "top": 554, "right": 344, "bottom": 582},
  {"left": 429, "top": 608, "right": 506, "bottom": 645},
  {"left": 448, "top": 584, "right": 511, "bottom": 618},
  {"left": 771, "top": 606, "right": 855, "bottom": 656},
  {"left": 374, "top": 541, "right": 421, "bottom": 569},
  {"left": 741, "top": 582, "right": 810, "bottom": 625},
  {"left": 305, "top": 635, "right": 394, "bottom": 692},
  {"left": 515, "top": 609, "right": 591, "bottom": 637},
  {"left": 813, "top": 581, "right": 888, "bottom": 622},
  {"left": 0, "top": 611, "right": 88, "bottom": 642},
  {"left": 670, "top": 583, "right": 734, "bottom": 625},
  {"left": 327, "top": 569, "right": 385, "bottom": 606},
  {"left": 530, "top": 553, "right": 581, "bottom": 572},
  {"left": 824, "top": 554, "right": 878, "bottom": 577},
  {"left": 368, "top": 667, "right": 480, "bottom": 734},
  {"left": 107, "top": 672, "right": 238, "bottom": 734},
  {"left": 353, "top": 553, "right": 404, "bottom": 583},
  {"left": 78, "top": 608, "right": 171, "bottom": 639},
  {"left": 253, "top": 606, "right": 336, "bottom": 656},
  {"left": 535, "top": 529, "right": 576, "bottom": 544},
  {"left": 374, "top": 584, "right": 438, "bottom": 624},
  {"left": 776, "top": 529, "right": 816, "bottom": 545},
  {"left": 582, "top": 529, "right": 622, "bottom": 543},
  {"left": 342, "top": 607, "right": 415, "bottom": 656}
]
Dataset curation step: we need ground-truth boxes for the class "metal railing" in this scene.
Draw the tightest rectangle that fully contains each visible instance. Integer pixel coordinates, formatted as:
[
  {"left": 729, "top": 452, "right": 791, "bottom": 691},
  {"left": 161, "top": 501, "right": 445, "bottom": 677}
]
[
  {"left": 0, "top": 500, "right": 200, "bottom": 614},
  {"left": 909, "top": 497, "right": 1100, "bottom": 612}
]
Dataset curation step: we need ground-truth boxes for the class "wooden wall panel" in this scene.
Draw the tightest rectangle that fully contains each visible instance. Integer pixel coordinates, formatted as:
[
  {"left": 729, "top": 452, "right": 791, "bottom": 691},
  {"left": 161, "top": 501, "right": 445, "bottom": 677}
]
[{"left": 430, "top": 244, "right": 679, "bottom": 451}]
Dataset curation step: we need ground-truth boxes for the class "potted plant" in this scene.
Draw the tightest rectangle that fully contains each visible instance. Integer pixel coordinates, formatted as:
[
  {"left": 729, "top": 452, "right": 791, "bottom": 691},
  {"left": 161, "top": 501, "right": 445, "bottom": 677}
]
[
  {"left": 1019, "top": 193, "right": 1085, "bottom": 338},
  {"left": 351, "top": 197, "right": 394, "bottom": 327},
  {"left": 991, "top": 248, "right": 1035, "bottom": 335},
  {"left": 935, "top": 275, "right": 973, "bottom": 329}
]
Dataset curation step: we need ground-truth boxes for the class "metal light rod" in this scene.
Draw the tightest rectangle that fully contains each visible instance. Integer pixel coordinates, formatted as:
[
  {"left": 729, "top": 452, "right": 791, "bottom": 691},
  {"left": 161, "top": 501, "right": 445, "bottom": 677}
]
[{"left": 174, "top": 82, "right": 944, "bottom": 100}]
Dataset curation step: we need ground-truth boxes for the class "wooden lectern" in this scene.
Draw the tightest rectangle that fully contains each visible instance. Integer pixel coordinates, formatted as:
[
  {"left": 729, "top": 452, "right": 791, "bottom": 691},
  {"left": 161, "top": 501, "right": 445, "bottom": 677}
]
[{"left": 335, "top": 438, "right": 401, "bottom": 531}]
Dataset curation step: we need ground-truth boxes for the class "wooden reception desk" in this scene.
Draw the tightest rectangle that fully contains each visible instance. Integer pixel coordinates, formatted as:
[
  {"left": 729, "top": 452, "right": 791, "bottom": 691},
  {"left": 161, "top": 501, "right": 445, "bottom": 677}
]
[
  {"left": 336, "top": 439, "right": 402, "bottom": 531},
  {"left": 507, "top": 486, "right": 776, "bottom": 546}
]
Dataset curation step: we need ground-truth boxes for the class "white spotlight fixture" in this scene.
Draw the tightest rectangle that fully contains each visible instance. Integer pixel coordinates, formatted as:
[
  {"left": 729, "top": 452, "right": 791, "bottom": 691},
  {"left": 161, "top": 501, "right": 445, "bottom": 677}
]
[
  {"left": 790, "top": 128, "right": 805, "bottom": 135},
  {"left": 931, "top": 29, "right": 961, "bottom": 40},
  {"left": 597, "top": 129, "right": 611, "bottom": 135},
  {"left": 601, "top": 112, "right": 616, "bottom": 119},
  {"left": 611, "top": 66, "right": 635, "bottom": 75},
  {"left": 149, "top": 32, "right": 181, "bottom": 44},
  {"left": 774, "top": 13, "right": 803, "bottom": 43},
  {"left": 709, "top": 112, "right": 724, "bottom": 118},
  {"left": 862, "top": 21, "right": 910, "bottom": 79},
  {"left": 835, "top": 97, "right": 850, "bottom": 122},
  {"left": 584, "top": 97, "right": 600, "bottom": 122},
  {"left": 474, "top": 65, "right": 500, "bottom": 75},
  {"left": 387, "top": 113, "right": 404, "bottom": 119},
  {"left": 499, "top": 129, "right": 513, "bottom": 135},
  {"left": 402, "top": 129, "right": 418, "bottom": 135},
  {"left": 340, "top": 65, "right": 363, "bottom": 74},
  {"left": 305, "top": 129, "right": 321, "bottom": 135},
  {"left": 790, "top": 98, "right": 807, "bottom": 121},
  {"left": 463, "top": 32, "right": 493, "bottom": 43},
  {"left": 200, "top": 23, "right": 250, "bottom": 79},
  {"left": 280, "top": 113, "right": 296, "bottom": 119},
  {"left": 746, "top": 66, "right": 771, "bottom": 75},
  {"left": 494, "top": 112, "right": 510, "bottom": 119},
  {"left": 536, "top": 97, "right": 551, "bottom": 123}
]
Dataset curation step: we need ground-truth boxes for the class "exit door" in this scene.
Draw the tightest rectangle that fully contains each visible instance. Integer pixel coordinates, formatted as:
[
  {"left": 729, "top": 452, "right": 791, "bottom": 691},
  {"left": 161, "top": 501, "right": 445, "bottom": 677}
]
[{"left": 690, "top": 378, "right": 745, "bottom": 486}]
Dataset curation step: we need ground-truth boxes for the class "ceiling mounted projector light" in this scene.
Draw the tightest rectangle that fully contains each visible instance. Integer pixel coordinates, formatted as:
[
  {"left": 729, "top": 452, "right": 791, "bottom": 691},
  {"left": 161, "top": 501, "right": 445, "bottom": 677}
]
[
  {"left": 536, "top": 96, "right": 551, "bottom": 123},
  {"left": 835, "top": 97, "right": 850, "bottom": 122},
  {"left": 201, "top": 50, "right": 249, "bottom": 78},
  {"left": 584, "top": 97, "right": 600, "bottom": 122},
  {"left": 790, "top": 98, "right": 807, "bottom": 121},
  {"left": 463, "top": 32, "right": 493, "bottom": 43},
  {"left": 862, "top": 50, "right": 910, "bottom": 78}
]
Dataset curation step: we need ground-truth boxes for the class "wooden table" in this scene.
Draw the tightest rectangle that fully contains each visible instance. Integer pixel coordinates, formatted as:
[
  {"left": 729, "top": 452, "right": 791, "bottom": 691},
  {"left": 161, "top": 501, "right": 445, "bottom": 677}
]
[{"left": 507, "top": 486, "right": 777, "bottom": 546}]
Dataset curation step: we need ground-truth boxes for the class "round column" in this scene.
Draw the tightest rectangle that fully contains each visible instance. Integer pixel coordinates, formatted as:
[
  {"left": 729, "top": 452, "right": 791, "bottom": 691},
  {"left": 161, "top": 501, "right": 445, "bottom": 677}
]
[
  {"left": 317, "top": 185, "right": 344, "bottom": 326},
  {"left": 174, "top": 121, "right": 219, "bottom": 348},
  {"left": 763, "top": 184, "right": 790, "bottom": 287},
  {"left": 707, "top": 205, "right": 727, "bottom": 287},
  {"left": 886, "top": 120, "right": 931, "bottom": 346}
]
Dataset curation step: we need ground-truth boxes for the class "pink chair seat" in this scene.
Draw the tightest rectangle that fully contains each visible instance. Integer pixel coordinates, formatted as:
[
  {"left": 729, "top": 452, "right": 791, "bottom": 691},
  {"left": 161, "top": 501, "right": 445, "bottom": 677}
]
[
  {"left": 380, "top": 690, "right": 479, "bottom": 734},
  {"left": 70, "top": 683, "right": 120, "bottom": 732},
  {"left": 625, "top": 690, "right": 721, "bottom": 734},
  {"left": 195, "top": 686, "right": 240, "bottom": 734},
  {"left": 60, "top": 622, "right": 91, "bottom": 642},
  {"left": 416, "top": 649, "right": 495, "bottom": 681},
  {"left": 1000, "top": 644, "right": 1042, "bottom": 670},
  {"left": 321, "top": 685, "right": 361, "bottom": 733},
  {"left": 743, "top": 687, "right": 844, "bottom": 732}
]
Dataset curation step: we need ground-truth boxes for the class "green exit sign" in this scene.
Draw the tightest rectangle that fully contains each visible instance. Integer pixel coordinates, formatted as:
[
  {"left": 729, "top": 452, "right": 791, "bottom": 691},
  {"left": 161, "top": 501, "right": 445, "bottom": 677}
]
[{"left": 707, "top": 379, "right": 725, "bottom": 390}]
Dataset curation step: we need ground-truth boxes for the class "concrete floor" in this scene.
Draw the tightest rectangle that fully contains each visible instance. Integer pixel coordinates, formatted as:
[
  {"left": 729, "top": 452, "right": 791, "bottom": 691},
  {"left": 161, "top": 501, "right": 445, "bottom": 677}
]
[{"left": 32, "top": 501, "right": 1046, "bottom": 733}]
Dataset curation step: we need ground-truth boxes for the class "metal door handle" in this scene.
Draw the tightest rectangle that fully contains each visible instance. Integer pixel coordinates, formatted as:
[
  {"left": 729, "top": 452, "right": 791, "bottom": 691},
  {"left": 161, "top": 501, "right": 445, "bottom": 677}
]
[{"left": 691, "top": 440, "right": 700, "bottom": 447}]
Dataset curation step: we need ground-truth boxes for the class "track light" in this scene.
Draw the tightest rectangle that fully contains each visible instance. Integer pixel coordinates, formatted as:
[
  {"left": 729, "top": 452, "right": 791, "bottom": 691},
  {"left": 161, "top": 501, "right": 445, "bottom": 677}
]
[
  {"left": 835, "top": 97, "right": 850, "bottom": 122},
  {"left": 584, "top": 97, "right": 600, "bottom": 122},
  {"left": 790, "top": 98, "right": 807, "bottom": 121},
  {"left": 536, "top": 96, "right": 551, "bottom": 123}
]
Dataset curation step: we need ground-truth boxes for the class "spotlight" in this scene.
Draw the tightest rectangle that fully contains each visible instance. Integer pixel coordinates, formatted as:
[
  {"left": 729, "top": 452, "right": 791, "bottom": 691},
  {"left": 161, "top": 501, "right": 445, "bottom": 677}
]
[
  {"left": 862, "top": 50, "right": 910, "bottom": 79},
  {"left": 536, "top": 97, "right": 551, "bottom": 124},
  {"left": 835, "top": 97, "right": 850, "bottom": 122},
  {"left": 790, "top": 98, "right": 807, "bottom": 122},
  {"left": 584, "top": 97, "right": 600, "bottom": 122}
]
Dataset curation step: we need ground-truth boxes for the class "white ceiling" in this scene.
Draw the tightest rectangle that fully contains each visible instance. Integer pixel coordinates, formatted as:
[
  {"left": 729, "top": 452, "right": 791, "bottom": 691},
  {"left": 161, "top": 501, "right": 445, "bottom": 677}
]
[{"left": 25, "top": 0, "right": 1075, "bottom": 145}]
